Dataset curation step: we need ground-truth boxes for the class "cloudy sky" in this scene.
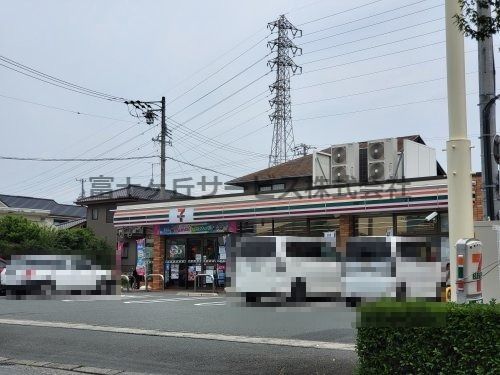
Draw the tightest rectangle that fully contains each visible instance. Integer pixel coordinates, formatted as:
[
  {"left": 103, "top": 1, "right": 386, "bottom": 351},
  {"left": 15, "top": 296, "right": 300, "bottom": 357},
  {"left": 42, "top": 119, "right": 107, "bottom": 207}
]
[{"left": 0, "top": 0, "right": 495, "bottom": 203}]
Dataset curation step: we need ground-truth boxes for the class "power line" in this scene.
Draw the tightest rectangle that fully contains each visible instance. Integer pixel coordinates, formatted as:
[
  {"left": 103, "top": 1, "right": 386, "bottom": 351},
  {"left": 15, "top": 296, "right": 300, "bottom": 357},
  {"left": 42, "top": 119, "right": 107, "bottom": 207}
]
[
  {"left": 170, "top": 71, "right": 271, "bottom": 128},
  {"left": 168, "top": 117, "right": 268, "bottom": 158},
  {"left": 164, "top": 28, "right": 267, "bottom": 97},
  {"left": 294, "top": 93, "right": 478, "bottom": 122},
  {"left": 170, "top": 54, "right": 270, "bottom": 117},
  {"left": 0, "top": 155, "right": 156, "bottom": 162},
  {"left": 295, "top": 57, "right": 444, "bottom": 90},
  {"left": 166, "top": 34, "right": 271, "bottom": 106},
  {"left": 172, "top": 90, "right": 269, "bottom": 144},
  {"left": 0, "top": 93, "right": 135, "bottom": 123},
  {"left": 295, "top": 47, "right": 481, "bottom": 90},
  {"left": 0, "top": 120, "right": 143, "bottom": 191},
  {"left": 302, "top": 0, "right": 440, "bottom": 38},
  {"left": 295, "top": 77, "right": 445, "bottom": 106},
  {"left": 301, "top": 29, "right": 444, "bottom": 65},
  {"left": 0, "top": 55, "right": 126, "bottom": 102},
  {"left": 303, "top": 40, "right": 445, "bottom": 75},
  {"left": 304, "top": 18, "right": 442, "bottom": 55},
  {"left": 294, "top": 70, "right": 480, "bottom": 106},
  {"left": 166, "top": 156, "right": 237, "bottom": 178},
  {"left": 24, "top": 140, "right": 157, "bottom": 197},
  {"left": 297, "top": 0, "right": 386, "bottom": 26},
  {"left": 11, "top": 126, "right": 158, "bottom": 195}
]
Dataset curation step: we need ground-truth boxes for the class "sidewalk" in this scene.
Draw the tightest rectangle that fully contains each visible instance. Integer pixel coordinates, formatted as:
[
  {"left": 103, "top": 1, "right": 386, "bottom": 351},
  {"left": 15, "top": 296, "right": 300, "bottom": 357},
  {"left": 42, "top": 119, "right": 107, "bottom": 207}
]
[
  {"left": 120, "top": 287, "right": 223, "bottom": 297},
  {"left": 0, "top": 358, "right": 151, "bottom": 375}
]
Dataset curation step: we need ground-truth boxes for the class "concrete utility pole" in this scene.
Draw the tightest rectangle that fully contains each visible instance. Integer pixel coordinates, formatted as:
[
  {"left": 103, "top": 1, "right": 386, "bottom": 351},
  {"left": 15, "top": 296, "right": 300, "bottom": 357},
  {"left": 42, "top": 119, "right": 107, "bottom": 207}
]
[
  {"left": 160, "top": 96, "right": 167, "bottom": 200},
  {"left": 445, "top": 0, "right": 475, "bottom": 302},
  {"left": 293, "top": 143, "right": 315, "bottom": 157},
  {"left": 125, "top": 98, "right": 171, "bottom": 199},
  {"left": 76, "top": 178, "right": 86, "bottom": 199},
  {"left": 477, "top": 2, "right": 499, "bottom": 220}
]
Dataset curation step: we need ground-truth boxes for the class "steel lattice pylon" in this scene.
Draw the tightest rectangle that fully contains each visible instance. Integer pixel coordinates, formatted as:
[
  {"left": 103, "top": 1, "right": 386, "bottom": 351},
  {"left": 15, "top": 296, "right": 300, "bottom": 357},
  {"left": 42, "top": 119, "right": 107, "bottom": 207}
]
[{"left": 267, "top": 15, "right": 302, "bottom": 167}]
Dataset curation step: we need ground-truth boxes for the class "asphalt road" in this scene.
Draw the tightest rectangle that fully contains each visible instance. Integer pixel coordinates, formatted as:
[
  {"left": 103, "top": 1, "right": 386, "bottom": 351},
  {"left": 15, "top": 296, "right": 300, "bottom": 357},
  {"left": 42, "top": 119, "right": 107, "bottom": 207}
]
[{"left": 0, "top": 292, "right": 358, "bottom": 374}]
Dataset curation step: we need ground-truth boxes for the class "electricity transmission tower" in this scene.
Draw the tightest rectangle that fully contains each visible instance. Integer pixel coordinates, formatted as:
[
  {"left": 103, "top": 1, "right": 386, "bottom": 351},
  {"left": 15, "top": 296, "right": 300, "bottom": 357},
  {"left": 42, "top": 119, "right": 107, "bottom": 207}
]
[{"left": 267, "top": 15, "right": 302, "bottom": 167}]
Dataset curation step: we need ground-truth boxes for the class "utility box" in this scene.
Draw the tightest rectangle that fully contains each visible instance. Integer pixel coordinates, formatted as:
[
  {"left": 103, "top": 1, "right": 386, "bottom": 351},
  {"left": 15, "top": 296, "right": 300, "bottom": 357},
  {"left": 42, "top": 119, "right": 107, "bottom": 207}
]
[
  {"left": 474, "top": 221, "right": 500, "bottom": 303},
  {"left": 456, "top": 239, "right": 483, "bottom": 304}
]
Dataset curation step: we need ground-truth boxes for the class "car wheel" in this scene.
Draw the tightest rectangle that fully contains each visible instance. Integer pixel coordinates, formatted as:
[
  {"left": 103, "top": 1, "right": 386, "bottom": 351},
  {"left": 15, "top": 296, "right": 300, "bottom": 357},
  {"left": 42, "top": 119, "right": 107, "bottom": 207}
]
[{"left": 289, "top": 278, "right": 307, "bottom": 303}]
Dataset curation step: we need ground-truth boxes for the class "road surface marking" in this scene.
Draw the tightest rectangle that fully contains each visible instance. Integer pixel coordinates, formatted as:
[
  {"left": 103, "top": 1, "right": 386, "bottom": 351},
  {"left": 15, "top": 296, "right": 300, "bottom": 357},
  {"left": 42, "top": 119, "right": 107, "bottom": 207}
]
[
  {"left": 123, "top": 296, "right": 222, "bottom": 304},
  {"left": 194, "top": 301, "right": 227, "bottom": 306},
  {"left": 0, "top": 318, "right": 355, "bottom": 351}
]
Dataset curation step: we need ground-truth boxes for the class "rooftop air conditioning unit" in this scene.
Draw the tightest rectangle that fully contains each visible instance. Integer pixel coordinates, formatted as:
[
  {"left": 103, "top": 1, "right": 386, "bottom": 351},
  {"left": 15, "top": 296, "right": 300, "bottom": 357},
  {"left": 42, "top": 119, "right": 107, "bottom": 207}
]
[
  {"left": 367, "top": 138, "right": 398, "bottom": 182},
  {"left": 331, "top": 143, "right": 359, "bottom": 184}
]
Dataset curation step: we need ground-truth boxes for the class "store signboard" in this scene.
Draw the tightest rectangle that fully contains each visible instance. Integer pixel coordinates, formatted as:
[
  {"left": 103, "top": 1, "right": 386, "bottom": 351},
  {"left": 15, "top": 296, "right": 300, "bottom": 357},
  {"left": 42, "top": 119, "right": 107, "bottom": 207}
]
[
  {"left": 136, "top": 238, "right": 146, "bottom": 276},
  {"left": 158, "top": 221, "right": 238, "bottom": 236},
  {"left": 164, "top": 262, "right": 170, "bottom": 283},
  {"left": 188, "top": 266, "right": 196, "bottom": 281},
  {"left": 168, "top": 207, "right": 194, "bottom": 223},
  {"left": 171, "top": 264, "right": 179, "bottom": 280},
  {"left": 217, "top": 263, "right": 226, "bottom": 284},
  {"left": 219, "top": 246, "right": 226, "bottom": 260}
]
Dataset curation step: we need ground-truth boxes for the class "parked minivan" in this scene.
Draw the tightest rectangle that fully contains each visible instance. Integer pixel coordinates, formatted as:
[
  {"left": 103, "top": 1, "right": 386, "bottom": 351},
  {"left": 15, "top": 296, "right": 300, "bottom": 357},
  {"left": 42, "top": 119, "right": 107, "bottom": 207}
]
[{"left": 226, "top": 236, "right": 341, "bottom": 305}]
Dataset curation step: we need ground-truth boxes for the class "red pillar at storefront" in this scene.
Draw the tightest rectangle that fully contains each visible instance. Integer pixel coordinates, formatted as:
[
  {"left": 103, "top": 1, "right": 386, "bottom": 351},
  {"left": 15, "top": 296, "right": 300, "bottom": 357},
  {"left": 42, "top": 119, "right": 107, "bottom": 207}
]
[
  {"left": 152, "top": 234, "right": 165, "bottom": 290},
  {"left": 338, "top": 215, "right": 353, "bottom": 251}
]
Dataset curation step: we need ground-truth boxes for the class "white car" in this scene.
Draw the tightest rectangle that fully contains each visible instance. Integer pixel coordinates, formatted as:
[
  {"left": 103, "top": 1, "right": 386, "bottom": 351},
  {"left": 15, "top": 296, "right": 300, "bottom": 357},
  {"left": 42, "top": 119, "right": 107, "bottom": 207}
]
[
  {"left": 342, "top": 236, "right": 445, "bottom": 303},
  {"left": 3, "top": 255, "right": 115, "bottom": 297},
  {"left": 227, "top": 236, "right": 341, "bottom": 305}
]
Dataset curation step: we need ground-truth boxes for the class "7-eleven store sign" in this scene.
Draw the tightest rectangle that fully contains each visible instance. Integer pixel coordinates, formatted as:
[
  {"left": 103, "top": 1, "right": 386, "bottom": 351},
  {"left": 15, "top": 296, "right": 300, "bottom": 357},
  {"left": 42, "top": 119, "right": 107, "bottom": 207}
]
[{"left": 169, "top": 207, "right": 194, "bottom": 223}]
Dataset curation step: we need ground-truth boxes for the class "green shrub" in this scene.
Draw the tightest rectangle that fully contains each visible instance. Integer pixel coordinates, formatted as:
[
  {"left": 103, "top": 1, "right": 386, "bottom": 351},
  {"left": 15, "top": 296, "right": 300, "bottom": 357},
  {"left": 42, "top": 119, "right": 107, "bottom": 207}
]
[
  {"left": 356, "top": 300, "right": 500, "bottom": 374},
  {"left": 0, "top": 215, "right": 114, "bottom": 268}
]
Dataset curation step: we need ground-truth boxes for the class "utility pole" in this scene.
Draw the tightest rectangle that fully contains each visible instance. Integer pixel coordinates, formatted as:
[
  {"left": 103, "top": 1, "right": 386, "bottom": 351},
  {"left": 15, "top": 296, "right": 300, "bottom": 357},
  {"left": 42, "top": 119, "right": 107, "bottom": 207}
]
[
  {"left": 125, "top": 98, "right": 171, "bottom": 199},
  {"left": 267, "top": 15, "right": 302, "bottom": 167},
  {"left": 477, "top": 1, "right": 499, "bottom": 220},
  {"left": 293, "top": 143, "right": 315, "bottom": 157},
  {"left": 160, "top": 96, "right": 167, "bottom": 199},
  {"left": 445, "top": 0, "right": 475, "bottom": 302},
  {"left": 76, "top": 178, "right": 86, "bottom": 199}
]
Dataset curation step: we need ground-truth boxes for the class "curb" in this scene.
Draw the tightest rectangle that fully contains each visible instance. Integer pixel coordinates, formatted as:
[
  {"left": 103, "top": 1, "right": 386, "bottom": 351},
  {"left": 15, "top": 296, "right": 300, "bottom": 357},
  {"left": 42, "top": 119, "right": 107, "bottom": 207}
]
[{"left": 0, "top": 357, "right": 151, "bottom": 375}]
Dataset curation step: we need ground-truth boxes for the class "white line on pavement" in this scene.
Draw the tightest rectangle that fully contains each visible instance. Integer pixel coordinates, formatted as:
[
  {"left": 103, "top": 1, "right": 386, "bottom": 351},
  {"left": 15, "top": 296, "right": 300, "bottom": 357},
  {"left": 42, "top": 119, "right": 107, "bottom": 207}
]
[
  {"left": 0, "top": 318, "right": 355, "bottom": 351},
  {"left": 123, "top": 296, "right": 222, "bottom": 304},
  {"left": 194, "top": 301, "right": 227, "bottom": 306}
]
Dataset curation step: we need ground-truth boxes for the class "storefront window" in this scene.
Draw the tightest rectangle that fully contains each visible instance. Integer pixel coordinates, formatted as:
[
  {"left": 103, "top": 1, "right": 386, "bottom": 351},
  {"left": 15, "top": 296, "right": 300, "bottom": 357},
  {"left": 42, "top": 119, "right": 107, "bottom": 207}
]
[
  {"left": 355, "top": 215, "right": 393, "bottom": 236},
  {"left": 204, "top": 238, "right": 217, "bottom": 260},
  {"left": 273, "top": 219, "right": 308, "bottom": 236},
  {"left": 396, "top": 213, "right": 438, "bottom": 235},
  {"left": 440, "top": 213, "right": 449, "bottom": 233},
  {"left": 166, "top": 239, "right": 186, "bottom": 260},
  {"left": 187, "top": 238, "right": 201, "bottom": 260},
  {"left": 309, "top": 218, "right": 340, "bottom": 237}
]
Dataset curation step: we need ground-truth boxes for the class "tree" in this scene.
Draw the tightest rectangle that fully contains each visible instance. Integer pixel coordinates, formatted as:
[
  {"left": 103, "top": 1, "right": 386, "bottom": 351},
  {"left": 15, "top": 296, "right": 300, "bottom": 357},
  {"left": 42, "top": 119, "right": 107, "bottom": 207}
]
[
  {"left": 455, "top": 0, "right": 500, "bottom": 40},
  {"left": 0, "top": 215, "right": 114, "bottom": 267}
]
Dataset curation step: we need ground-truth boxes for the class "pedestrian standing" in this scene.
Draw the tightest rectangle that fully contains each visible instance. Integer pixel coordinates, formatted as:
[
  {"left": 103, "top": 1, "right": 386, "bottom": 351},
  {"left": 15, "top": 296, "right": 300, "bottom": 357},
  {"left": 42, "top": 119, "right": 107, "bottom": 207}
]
[{"left": 132, "top": 268, "right": 140, "bottom": 289}]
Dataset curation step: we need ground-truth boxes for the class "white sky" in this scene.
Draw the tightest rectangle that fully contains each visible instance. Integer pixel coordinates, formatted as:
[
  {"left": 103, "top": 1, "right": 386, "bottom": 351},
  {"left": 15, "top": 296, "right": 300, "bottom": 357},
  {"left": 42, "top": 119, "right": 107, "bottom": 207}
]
[{"left": 0, "top": 0, "right": 496, "bottom": 203}]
